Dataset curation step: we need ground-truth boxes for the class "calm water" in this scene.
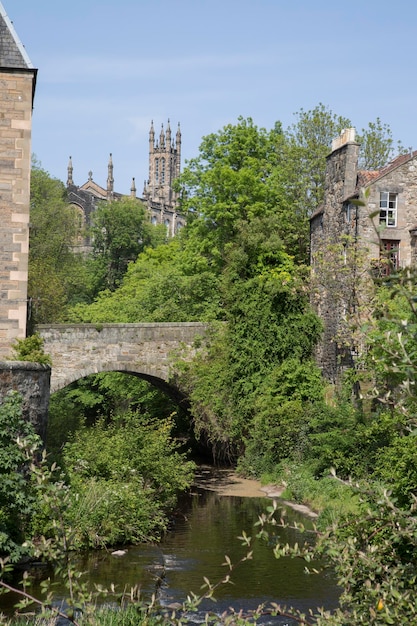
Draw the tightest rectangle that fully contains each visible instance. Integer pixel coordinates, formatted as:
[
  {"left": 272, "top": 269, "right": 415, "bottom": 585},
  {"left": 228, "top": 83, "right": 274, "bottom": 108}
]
[{"left": 2, "top": 485, "right": 341, "bottom": 624}]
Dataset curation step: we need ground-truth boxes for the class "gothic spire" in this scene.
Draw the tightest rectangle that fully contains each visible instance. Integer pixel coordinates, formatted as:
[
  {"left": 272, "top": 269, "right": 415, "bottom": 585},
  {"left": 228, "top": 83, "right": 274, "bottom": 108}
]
[
  {"left": 166, "top": 119, "right": 171, "bottom": 145},
  {"left": 107, "top": 153, "right": 114, "bottom": 197},
  {"left": 67, "top": 156, "right": 73, "bottom": 187}
]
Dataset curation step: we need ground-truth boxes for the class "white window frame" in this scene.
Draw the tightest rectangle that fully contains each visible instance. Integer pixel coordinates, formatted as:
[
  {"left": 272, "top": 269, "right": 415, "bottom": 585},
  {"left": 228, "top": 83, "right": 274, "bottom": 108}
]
[{"left": 379, "top": 192, "right": 397, "bottom": 227}]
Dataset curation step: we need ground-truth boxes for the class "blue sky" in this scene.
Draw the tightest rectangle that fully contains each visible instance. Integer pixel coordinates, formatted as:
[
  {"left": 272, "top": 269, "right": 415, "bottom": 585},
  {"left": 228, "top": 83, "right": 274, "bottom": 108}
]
[{"left": 7, "top": 0, "right": 417, "bottom": 194}]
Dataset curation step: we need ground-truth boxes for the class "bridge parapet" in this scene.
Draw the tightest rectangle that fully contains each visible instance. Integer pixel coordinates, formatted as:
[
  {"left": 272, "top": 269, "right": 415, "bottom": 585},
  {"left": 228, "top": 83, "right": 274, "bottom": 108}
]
[{"left": 37, "top": 322, "right": 208, "bottom": 394}]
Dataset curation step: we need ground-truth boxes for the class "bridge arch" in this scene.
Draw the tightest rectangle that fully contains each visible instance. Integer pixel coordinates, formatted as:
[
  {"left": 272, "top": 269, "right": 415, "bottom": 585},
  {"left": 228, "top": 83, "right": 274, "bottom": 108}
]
[
  {"left": 37, "top": 322, "right": 207, "bottom": 402},
  {"left": 51, "top": 362, "right": 189, "bottom": 408}
]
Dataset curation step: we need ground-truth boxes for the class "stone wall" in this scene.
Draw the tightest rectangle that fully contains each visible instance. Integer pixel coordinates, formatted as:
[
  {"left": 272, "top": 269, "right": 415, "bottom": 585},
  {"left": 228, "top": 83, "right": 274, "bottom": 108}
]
[
  {"left": 37, "top": 322, "right": 208, "bottom": 397},
  {"left": 310, "top": 136, "right": 360, "bottom": 381},
  {"left": 311, "top": 129, "right": 417, "bottom": 382},
  {"left": 357, "top": 157, "right": 417, "bottom": 268},
  {"left": 0, "top": 69, "right": 34, "bottom": 358},
  {"left": 0, "top": 361, "right": 51, "bottom": 441}
]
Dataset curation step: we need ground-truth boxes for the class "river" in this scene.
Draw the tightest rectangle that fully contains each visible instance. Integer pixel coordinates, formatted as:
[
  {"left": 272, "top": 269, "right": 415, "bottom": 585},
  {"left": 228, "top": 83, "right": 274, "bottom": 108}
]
[{"left": 2, "top": 467, "right": 341, "bottom": 624}]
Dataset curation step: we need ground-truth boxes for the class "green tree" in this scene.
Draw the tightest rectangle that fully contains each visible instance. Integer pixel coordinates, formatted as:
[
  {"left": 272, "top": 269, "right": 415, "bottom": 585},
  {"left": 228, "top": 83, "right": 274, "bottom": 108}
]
[
  {"left": 285, "top": 103, "right": 352, "bottom": 217},
  {"left": 88, "top": 197, "right": 163, "bottom": 292},
  {"left": 178, "top": 217, "right": 323, "bottom": 462},
  {"left": 29, "top": 161, "right": 87, "bottom": 324},
  {"left": 285, "top": 104, "right": 406, "bottom": 221},
  {"left": 177, "top": 117, "right": 301, "bottom": 261},
  {"left": 69, "top": 238, "right": 221, "bottom": 323},
  {"left": 357, "top": 117, "right": 408, "bottom": 170}
]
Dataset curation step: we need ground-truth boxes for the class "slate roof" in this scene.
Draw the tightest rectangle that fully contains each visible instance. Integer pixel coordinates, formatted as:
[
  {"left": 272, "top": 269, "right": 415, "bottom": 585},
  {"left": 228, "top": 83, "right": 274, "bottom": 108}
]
[{"left": 0, "top": 2, "right": 33, "bottom": 69}]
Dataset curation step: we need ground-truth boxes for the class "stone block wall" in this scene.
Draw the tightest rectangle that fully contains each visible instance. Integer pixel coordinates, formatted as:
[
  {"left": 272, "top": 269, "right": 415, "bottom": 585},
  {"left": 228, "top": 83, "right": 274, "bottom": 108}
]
[
  {"left": 0, "top": 361, "right": 51, "bottom": 441},
  {"left": 37, "top": 322, "right": 208, "bottom": 393},
  {"left": 0, "top": 68, "right": 34, "bottom": 358}
]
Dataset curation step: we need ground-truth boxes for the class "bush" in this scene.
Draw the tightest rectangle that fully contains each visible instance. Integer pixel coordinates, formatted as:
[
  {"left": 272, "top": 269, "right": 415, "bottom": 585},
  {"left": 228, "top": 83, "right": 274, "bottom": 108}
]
[
  {"left": 374, "top": 433, "right": 417, "bottom": 506},
  {"left": 11, "top": 333, "right": 52, "bottom": 366},
  {"left": 0, "top": 392, "right": 43, "bottom": 562},
  {"left": 45, "top": 411, "right": 196, "bottom": 548}
]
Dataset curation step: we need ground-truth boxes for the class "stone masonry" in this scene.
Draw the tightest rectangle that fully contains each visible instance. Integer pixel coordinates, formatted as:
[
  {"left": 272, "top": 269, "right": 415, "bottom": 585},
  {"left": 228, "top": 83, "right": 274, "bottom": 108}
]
[
  {"left": 0, "top": 3, "right": 37, "bottom": 358},
  {"left": 311, "top": 128, "right": 417, "bottom": 381},
  {"left": 37, "top": 322, "right": 208, "bottom": 402},
  {"left": 0, "top": 361, "right": 51, "bottom": 440}
]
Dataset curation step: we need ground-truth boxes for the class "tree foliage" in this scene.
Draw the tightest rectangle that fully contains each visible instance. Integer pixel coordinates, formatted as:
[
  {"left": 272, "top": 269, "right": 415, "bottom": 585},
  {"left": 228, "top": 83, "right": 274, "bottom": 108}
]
[
  {"left": 88, "top": 197, "right": 164, "bottom": 292},
  {"left": 28, "top": 161, "right": 88, "bottom": 324},
  {"left": 0, "top": 393, "right": 43, "bottom": 562}
]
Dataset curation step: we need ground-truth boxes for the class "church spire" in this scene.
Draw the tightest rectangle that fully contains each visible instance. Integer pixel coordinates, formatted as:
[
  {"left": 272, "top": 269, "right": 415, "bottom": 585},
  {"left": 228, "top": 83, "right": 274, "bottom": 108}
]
[
  {"left": 130, "top": 177, "right": 137, "bottom": 198},
  {"left": 176, "top": 122, "right": 181, "bottom": 178},
  {"left": 149, "top": 120, "right": 155, "bottom": 150},
  {"left": 159, "top": 123, "right": 165, "bottom": 148},
  {"left": 67, "top": 156, "right": 73, "bottom": 187},
  {"left": 107, "top": 153, "right": 114, "bottom": 199},
  {"left": 166, "top": 119, "right": 172, "bottom": 146}
]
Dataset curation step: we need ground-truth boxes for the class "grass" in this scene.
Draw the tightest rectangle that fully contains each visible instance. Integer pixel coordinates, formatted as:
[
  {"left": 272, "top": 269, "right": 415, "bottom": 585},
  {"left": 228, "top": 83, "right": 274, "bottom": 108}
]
[{"left": 261, "top": 462, "right": 362, "bottom": 528}]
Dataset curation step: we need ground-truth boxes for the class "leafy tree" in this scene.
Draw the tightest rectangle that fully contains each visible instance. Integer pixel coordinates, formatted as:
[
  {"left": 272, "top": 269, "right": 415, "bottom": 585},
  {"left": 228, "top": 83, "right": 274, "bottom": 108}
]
[
  {"left": 55, "top": 412, "right": 195, "bottom": 547},
  {"left": 88, "top": 197, "right": 164, "bottom": 292},
  {"left": 29, "top": 160, "right": 88, "bottom": 324},
  {"left": 177, "top": 217, "right": 323, "bottom": 461},
  {"left": 69, "top": 238, "right": 221, "bottom": 323},
  {"left": 285, "top": 103, "right": 352, "bottom": 217},
  {"left": 285, "top": 103, "right": 406, "bottom": 221},
  {"left": 177, "top": 117, "right": 302, "bottom": 261},
  {"left": 357, "top": 117, "right": 408, "bottom": 170}
]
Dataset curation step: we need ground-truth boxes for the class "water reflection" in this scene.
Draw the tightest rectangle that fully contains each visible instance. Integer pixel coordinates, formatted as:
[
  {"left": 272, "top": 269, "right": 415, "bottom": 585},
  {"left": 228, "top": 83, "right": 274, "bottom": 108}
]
[{"left": 1, "top": 486, "right": 341, "bottom": 623}]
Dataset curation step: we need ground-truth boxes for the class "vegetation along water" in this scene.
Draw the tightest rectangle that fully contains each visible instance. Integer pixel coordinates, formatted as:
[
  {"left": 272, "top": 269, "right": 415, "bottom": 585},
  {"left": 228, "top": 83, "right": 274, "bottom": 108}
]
[{"left": 2, "top": 106, "right": 417, "bottom": 624}]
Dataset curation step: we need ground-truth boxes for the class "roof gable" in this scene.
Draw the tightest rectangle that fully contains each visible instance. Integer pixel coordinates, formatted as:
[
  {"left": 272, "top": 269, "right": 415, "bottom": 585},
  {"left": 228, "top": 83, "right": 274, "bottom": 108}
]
[
  {"left": 357, "top": 150, "right": 417, "bottom": 190},
  {"left": 79, "top": 180, "right": 108, "bottom": 200},
  {"left": 0, "top": 2, "right": 33, "bottom": 69}
]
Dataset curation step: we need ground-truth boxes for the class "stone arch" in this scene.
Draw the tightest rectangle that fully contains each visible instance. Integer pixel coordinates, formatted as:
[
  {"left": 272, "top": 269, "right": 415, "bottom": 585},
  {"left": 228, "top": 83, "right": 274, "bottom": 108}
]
[
  {"left": 37, "top": 322, "right": 208, "bottom": 414},
  {"left": 51, "top": 362, "right": 189, "bottom": 408}
]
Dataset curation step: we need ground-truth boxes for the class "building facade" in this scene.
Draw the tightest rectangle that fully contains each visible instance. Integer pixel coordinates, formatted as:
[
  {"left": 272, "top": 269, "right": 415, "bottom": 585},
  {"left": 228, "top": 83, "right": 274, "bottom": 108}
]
[
  {"left": 66, "top": 120, "right": 185, "bottom": 252},
  {"left": 0, "top": 2, "right": 37, "bottom": 358},
  {"left": 311, "top": 129, "right": 417, "bottom": 381}
]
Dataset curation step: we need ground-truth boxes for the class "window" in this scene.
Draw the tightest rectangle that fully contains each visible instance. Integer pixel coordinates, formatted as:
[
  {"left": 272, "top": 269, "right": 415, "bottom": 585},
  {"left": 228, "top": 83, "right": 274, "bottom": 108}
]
[
  {"left": 161, "top": 158, "right": 165, "bottom": 183},
  {"left": 379, "top": 192, "right": 397, "bottom": 227},
  {"left": 155, "top": 158, "right": 159, "bottom": 182},
  {"left": 380, "top": 239, "right": 400, "bottom": 275}
]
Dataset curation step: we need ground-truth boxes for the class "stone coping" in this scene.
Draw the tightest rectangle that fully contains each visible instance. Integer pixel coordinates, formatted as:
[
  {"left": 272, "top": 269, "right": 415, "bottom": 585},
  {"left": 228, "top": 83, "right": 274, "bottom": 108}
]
[
  {"left": 37, "top": 322, "right": 208, "bottom": 329},
  {"left": 0, "top": 360, "right": 50, "bottom": 371}
]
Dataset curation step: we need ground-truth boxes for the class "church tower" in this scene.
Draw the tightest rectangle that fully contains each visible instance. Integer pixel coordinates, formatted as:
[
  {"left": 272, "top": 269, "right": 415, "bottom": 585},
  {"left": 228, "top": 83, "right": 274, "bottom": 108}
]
[{"left": 144, "top": 119, "right": 181, "bottom": 210}]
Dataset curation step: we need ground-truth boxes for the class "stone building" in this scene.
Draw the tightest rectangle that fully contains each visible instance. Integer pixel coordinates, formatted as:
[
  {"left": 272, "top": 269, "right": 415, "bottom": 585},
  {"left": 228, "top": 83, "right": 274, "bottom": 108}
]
[
  {"left": 0, "top": 2, "right": 37, "bottom": 358},
  {"left": 310, "top": 128, "right": 417, "bottom": 381},
  {"left": 67, "top": 120, "right": 185, "bottom": 252}
]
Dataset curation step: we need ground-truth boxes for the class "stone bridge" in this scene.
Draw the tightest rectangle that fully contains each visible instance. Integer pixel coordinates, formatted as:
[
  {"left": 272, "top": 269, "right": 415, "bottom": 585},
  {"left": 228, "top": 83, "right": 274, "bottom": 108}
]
[{"left": 37, "top": 322, "right": 208, "bottom": 402}]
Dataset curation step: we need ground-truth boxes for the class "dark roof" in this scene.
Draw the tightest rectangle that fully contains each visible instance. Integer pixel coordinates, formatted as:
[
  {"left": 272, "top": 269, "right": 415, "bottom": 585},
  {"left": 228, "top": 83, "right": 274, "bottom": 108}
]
[{"left": 0, "top": 2, "right": 33, "bottom": 69}]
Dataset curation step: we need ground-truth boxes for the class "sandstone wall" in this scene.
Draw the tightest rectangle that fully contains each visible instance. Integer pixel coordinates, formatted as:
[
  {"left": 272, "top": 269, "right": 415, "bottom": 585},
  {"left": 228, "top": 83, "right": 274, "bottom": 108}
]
[{"left": 0, "top": 69, "right": 33, "bottom": 358}]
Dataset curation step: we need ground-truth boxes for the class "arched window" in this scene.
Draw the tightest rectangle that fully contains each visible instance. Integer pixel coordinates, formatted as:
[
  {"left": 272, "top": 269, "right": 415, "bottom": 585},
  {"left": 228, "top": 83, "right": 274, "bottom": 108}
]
[
  {"left": 161, "top": 158, "right": 165, "bottom": 183},
  {"left": 155, "top": 158, "right": 159, "bottom": 182},
  {"left": 151, "top": 215, "right": 158, "bottom": 225}
]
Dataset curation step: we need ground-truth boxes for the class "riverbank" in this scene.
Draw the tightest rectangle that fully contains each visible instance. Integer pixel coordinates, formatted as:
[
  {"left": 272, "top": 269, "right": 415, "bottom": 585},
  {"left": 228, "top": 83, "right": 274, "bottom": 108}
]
[{"left": 193, "top": 466, "right": 318, "bottom": 518}]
